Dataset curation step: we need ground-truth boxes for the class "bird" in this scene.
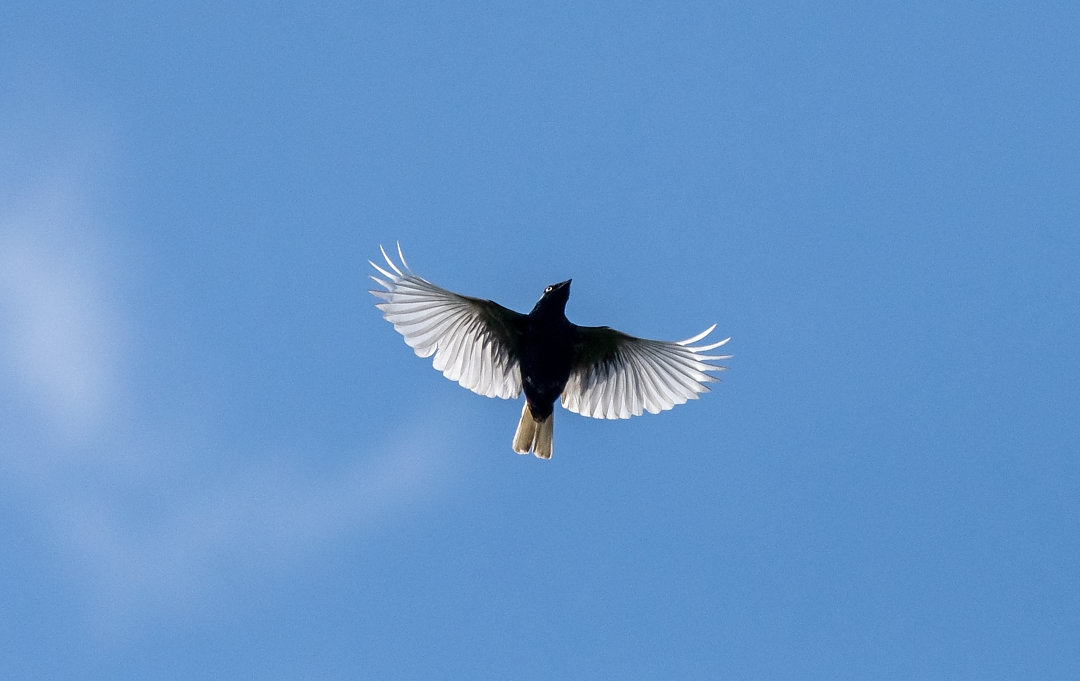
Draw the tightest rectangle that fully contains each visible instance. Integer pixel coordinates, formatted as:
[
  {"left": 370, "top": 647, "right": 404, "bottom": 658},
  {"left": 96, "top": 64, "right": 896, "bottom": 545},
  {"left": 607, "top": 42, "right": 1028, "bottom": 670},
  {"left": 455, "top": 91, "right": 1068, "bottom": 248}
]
[{"left": 369, "top": 243, "right": 731, "bottom": 459}]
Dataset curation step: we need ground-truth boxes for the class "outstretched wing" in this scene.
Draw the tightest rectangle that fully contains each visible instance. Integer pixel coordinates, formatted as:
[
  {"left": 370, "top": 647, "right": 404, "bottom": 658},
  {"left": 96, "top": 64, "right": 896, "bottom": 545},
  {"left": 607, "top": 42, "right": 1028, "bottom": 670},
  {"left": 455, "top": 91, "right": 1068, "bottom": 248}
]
[
  {"left": 561, "top": 324, "right": 731, "bottom": 419},
  {"left": 370, "top": 244, "right": 525, "bottom": 399}
]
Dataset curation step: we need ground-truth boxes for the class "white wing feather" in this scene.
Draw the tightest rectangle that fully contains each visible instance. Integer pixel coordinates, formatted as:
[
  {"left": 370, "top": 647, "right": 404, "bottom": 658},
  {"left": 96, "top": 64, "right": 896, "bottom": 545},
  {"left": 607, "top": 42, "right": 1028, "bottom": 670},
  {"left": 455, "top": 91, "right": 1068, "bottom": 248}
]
[
  {"left": 561, "top": 325, "right": 731, "bottom": 419},
  {"left": 370, "top": 244, "right": 522, "bottom": 400}
]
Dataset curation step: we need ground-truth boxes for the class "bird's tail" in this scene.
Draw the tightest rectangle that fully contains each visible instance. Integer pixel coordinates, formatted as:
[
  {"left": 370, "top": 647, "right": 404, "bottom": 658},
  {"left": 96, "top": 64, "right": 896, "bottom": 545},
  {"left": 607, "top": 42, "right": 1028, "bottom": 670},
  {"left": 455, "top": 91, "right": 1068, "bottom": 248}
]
[{"left": 512, "top": 403, "right": 553, "bottom": 459}]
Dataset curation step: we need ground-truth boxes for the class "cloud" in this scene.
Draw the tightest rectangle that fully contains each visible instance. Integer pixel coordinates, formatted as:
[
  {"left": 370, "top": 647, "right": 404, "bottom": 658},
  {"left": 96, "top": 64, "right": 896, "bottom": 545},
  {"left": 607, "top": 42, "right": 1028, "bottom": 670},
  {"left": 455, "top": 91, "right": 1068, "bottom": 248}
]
[
  {"left": 0, "top": 180, "right": 123, "bottom": 442},
  {"left": 52, "top": 423, "right": 451, "bottom": 636},
  {"left": 0, "top": 121, "right": 457, "bottom": 639}
]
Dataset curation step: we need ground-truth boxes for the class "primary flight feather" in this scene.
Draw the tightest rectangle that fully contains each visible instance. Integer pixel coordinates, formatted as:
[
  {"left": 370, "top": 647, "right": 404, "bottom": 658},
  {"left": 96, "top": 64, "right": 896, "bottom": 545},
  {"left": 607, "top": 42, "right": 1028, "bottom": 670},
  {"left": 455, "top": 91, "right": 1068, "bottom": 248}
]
[{"left": 370, "top": 244, "right": 731, "bottom": 459}]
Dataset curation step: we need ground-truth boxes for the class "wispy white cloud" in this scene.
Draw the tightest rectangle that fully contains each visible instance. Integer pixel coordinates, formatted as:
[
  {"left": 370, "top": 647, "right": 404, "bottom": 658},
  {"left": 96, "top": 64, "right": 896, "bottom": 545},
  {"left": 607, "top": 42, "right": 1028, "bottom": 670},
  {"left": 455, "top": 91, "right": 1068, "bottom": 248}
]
[
  {"left": 47, "top": 423, "right": 451, "bottom": 637},
  {"left": 0, "top": 179, "right": 124, "bottom": 442},
  {"left": 0, "top": 120, "right": 457, "bottom": 639}
]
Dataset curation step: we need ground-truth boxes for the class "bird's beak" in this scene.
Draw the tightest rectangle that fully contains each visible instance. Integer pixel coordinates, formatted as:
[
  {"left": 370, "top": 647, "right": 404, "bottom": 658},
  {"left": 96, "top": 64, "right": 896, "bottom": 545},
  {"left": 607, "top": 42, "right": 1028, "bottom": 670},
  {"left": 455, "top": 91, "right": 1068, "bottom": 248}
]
[{"left": 555, "top": 279, "right": 572, "bottom": 290}]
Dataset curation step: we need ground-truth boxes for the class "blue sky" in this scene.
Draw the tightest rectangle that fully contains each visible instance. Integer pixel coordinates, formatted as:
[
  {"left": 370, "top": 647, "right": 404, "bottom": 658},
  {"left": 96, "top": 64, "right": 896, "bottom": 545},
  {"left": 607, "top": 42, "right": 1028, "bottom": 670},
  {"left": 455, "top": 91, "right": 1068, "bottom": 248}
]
[{"left": 2, "top": 2, "right": 1078, "bottom": 678}]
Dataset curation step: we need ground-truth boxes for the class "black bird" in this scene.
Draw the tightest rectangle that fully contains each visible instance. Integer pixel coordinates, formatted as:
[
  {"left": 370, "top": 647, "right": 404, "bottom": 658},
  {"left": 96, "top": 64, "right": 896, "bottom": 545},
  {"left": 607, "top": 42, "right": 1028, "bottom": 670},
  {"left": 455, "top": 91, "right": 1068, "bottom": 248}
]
[{"left": 370, "top": 244, "right": 731, "bottom": 459}]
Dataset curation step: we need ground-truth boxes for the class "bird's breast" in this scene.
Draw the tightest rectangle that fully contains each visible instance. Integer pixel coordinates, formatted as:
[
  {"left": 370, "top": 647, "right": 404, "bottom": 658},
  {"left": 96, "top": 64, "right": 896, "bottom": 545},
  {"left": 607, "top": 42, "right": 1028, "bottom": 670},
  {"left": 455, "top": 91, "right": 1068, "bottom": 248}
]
[{"left": 518, "top": 320, "right": 577, "bottom": 405}]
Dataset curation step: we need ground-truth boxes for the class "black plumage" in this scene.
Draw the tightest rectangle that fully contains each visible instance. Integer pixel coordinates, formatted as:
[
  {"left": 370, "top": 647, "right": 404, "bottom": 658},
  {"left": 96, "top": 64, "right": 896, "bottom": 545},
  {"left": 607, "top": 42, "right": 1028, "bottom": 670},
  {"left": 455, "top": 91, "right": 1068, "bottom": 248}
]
[
  {"left": 370, "top": 244, "right": 731, "bottom": 459},
  {"left": 518, "top": 279, "right": 575, "bottom": 420}
]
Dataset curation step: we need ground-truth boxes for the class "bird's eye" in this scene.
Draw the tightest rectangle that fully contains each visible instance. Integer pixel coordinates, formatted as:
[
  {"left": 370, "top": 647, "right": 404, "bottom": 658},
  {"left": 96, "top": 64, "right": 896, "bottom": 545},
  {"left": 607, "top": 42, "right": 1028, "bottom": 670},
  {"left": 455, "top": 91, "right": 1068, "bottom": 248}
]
[{"left": 545, "top": 286, "right": 553, "bottom": 293}]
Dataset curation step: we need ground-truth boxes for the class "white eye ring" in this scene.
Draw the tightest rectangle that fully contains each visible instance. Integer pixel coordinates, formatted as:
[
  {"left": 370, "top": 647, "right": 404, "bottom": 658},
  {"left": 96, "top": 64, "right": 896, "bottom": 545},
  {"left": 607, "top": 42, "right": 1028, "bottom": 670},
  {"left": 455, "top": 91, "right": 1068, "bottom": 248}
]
[{"left": 545, "top": 286, "right": 553, "bottom": 293}]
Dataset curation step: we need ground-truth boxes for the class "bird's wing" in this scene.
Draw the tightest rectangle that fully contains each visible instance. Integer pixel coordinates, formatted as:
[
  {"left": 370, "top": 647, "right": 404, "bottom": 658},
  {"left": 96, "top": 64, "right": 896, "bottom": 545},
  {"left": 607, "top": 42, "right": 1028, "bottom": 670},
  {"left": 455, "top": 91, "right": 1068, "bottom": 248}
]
[
  {"left": 370, "top": 244, "right": 525, "bottom": 399},
  {"left": 561, "top": 324, "right": 731, "bottom": 419}
]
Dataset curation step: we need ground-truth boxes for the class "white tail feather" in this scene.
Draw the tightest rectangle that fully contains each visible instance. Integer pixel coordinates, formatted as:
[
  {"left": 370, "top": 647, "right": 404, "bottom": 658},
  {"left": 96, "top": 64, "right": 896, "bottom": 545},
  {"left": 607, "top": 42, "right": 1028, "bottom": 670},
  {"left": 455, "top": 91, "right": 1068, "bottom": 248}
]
[
  {"left": 512, "top": 403, "right": 536, "bottom": 455},
  {"left": 512, "top": 403, "right": 554, "bottom": 459},
  {"left": 533, "top": 413, "right": 553, "bottom": 460}
]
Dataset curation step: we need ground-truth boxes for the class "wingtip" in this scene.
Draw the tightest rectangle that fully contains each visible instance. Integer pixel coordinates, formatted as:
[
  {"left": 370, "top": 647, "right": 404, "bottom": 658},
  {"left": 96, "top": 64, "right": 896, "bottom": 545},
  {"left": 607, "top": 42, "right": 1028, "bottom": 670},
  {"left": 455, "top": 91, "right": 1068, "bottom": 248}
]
[
  {"left": 379, "top": 244, "right": 404, "bottom": 277},
  {"left": 678, "top": 323, "right": 718, "bottom": 346},
  {"left": 369, "top": 259, "right": 396, "bottom": 283},
  {"left": 695, "top": 336, "right": 731, "bottom": 352}
]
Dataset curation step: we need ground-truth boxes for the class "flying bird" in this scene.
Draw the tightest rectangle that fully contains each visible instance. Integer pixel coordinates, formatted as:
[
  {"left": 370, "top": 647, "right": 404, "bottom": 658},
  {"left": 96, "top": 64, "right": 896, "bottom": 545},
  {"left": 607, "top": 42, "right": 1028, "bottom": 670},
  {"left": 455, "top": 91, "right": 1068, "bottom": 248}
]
[{"left": 370, "top": 244, "right": 731, "bottom": 459}]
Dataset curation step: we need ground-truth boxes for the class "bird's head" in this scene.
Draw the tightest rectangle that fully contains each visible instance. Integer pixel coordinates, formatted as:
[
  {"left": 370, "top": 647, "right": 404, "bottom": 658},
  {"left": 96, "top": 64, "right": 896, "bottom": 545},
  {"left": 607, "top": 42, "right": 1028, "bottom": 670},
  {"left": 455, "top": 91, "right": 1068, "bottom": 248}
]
[{"left": 531, "top": 279, "right": 571, "bottom": 315}]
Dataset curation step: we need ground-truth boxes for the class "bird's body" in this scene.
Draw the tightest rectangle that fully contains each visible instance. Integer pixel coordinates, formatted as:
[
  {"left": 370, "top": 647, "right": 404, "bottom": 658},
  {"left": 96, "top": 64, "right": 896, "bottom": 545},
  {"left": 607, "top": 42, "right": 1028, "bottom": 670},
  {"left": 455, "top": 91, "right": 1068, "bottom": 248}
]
[
  {"left": 370, "top": 244, "right": 731, "bottom": 459},
  {"left": 511, "top": 281, "right": 576, "bottom": 456},
  {"left": 519, "top": 281, "right": 576, "bottom": 420}
]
